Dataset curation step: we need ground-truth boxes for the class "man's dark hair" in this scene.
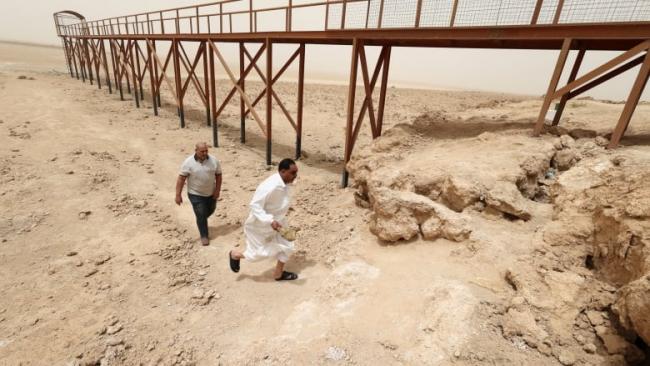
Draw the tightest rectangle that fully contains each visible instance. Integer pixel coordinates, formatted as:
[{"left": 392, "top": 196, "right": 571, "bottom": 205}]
[{"left": 278, "top": 158, "right": 296, "bottom": 171}]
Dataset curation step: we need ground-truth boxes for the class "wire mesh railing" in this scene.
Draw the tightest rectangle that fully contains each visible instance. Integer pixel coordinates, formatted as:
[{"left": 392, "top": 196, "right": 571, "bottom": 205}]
[{"left": 55, "top": 0, "right": 650, "bottom": 38}]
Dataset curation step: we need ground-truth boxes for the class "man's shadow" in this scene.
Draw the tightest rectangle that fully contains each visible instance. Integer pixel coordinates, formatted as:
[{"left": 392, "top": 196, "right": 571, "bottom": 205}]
[
  {"left": 235, "top": 257, "right": 317, "bottom": 285},
  {"left": 208, "top": 223, "right": 240, "bottom": 239}
]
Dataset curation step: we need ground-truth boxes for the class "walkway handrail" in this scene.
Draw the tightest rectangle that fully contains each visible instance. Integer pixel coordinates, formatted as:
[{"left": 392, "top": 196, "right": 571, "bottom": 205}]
[{"left": 55, "top": 0, "right": 650, "bottom": 38}]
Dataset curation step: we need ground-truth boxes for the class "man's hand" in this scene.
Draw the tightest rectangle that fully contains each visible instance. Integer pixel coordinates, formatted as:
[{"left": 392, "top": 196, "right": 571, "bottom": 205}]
[
  {"left": 271, "top": 220, "right": 282, "bottom": 231},
  {"left": 175, "top": 194, "right": 182, "bottom": 206},
  {"left": 212, "top": 191, "right": 220, "bottom": 200}
]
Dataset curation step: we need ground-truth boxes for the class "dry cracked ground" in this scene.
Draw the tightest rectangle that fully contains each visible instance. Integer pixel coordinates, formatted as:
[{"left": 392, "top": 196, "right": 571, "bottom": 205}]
[{"left": 1, "top": 41, "right": 650, "bottom": 365}]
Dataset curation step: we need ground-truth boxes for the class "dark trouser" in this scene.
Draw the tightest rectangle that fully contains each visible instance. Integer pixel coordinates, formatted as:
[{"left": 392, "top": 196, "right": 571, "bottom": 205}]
[{"left": 188, "top": 193, "right": 216, "bottom": 239}]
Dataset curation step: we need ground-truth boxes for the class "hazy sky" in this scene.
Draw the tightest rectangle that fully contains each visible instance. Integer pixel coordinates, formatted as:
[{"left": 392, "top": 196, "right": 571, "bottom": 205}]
[{"left": 0, "top": 0, "right": 646, "bottom": 100}]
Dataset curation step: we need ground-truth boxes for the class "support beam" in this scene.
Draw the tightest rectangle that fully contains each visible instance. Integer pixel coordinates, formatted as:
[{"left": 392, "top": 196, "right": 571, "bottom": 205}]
[
  {"left": 110, "top": 39, "right": 124, "bottom": 100},
  {"left": 553, "top": 41, "right": 650, "bottom": 99},
  {"left": 608, "top": 53, "right": 650, "bottom": 148},
  {"left": 240, "top": 42, "right": 246, "bottom": 143},
  {"left": 242, "top": 47, "right": 298, "bottom": 131},
  {"left": 296, "top": 43, "right": 305, "bottom": 159},
  {"left": 213, "top": 43, "right": 266, "bottom": 125},
  {"left": 202, "top": 41, "right": 210, "bottom": 126},
  {"left": 207, "top": 40, "right": 267, "bottom": 136},
  {"left": 129, "top": 40, "right": 141, "bottom": 108},
  {"left": 567, "top": 55, "right": 646, "bottom": 100},
  {"left": 533, "top": 38, "right": 572, "bottom": 136},
  {"left": 266, "top": 38, "right": 273, "bottom": 166},
  {"left": 552, "top": 48, "right": 585, "bottom": 126},
  {"left": 243, "top": 46, "right": 301, "bottom": 118},
  {"left": 135, "top": 40, "right": 144, "bottom": 100},
  {"left": 531, "top": 0, "right": 544, "bottom": 25},
  {"left": 377, "top": 45, "right": 392, "bottom": 136},
  {"left": 209, "top": 39, "right": 218, "bottom": 147},
  {"left": 172, "top": 40, "right": 185, "bottom": 127},
  {"left": 100, "top": 40, "right": 113, "bottom": 94},
  {"left": 146, "top": 39, "right": 180, "bottom": 108},
  {"left": 146, "top": 38, "right": 159, "bottom": 116},
  {"left": 342, "top": 38, "right": 360, "bottom": 188}
]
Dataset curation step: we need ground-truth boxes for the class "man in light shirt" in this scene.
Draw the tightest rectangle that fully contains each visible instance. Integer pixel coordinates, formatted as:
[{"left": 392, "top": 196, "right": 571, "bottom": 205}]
[
  {"left": 229, "top": 158, "right": 299, "bottom": 281},
  {"left": 175, "top": 142, "right": 222, "bottom": 246}
]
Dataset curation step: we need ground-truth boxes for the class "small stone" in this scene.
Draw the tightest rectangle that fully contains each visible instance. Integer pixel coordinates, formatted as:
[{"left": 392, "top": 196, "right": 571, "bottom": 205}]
[
  {"left": 66, "top": 251, "right": 78, "bottom": 257},
  {"left": 574, "top": 334, "right": 586, "bottom": 345},
  {"left": 106, "top": 324, "right": 122, "bottom": 335},
  {"left": 583, "top": 343, "right": 597, "bottom": 354},
  {"left": 84, "top": 268, "right": 98, "bottom": 277},
  {"left": 133, "top": 200, "right": 147, "bottom": 209},
  {"left": 594, "top": 136, "right": 609, "bottom": 147},
  {"left": 511, "top": 296, "right": 525, "bottom": 307},
  {"left": 557, "top": 351, "right": 576, "bottom": 366},
  {"left": 599, "top": 333, "right": 629, "bottom": 355},
  {"left": 78, "top": 211, "right": 91, "bottom": 220},
  {"left": 611, "top": 156, "right": 625, "bottom": 166},
  {"left": 66, "top": 171, "right": 74, "bottom": 175},
  {"left": 106, "top": 337, "right": 123, "bottom": 346},
  {"left": 586, "top": 310, "right": 604, "bottom": 326},
  {"left": 94, "top": 254, "right": 111, "bottom": 266},
  {"left": 30, "top": 317, "right": 40, "bottom": 326},
  {"left": 191, "top": 289, "right": 204, "bottom": 299}
]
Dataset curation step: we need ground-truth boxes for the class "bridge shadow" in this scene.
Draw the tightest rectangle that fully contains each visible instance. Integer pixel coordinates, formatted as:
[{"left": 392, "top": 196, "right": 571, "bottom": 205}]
[
  {"left": 413, "top": 115, "right": 535, "bottom": 140},
  {"left": 619, "top": 133, "right": 650, "bottom": 146}
]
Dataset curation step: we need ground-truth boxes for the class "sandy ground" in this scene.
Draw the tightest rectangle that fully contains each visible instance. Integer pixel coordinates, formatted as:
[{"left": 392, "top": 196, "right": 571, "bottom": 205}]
[{"left": 1, "top": 41, "right": 649, "bottom": 365}]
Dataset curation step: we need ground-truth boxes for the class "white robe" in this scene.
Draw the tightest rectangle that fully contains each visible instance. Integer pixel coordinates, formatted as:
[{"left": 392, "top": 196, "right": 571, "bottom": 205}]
[{"left": 243, "top": 173, "right": 294, "bottom": 262}]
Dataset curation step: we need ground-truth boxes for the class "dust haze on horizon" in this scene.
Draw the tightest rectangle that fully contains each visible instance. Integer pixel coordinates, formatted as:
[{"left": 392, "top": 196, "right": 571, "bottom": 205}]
[{"left": 0, "top": 0, "right": 646, "bottom": 101}]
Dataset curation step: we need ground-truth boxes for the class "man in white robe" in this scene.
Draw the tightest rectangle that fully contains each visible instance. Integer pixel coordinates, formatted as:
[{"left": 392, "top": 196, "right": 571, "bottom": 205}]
[{"left": 229, "top": 158, "right": 299, "bottom": 281}]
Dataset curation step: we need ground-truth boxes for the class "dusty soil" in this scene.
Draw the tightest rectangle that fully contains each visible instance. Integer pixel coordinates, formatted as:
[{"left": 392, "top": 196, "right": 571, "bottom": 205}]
[{"left": 1, "top": 41, "right": 650, "bottom": 365}]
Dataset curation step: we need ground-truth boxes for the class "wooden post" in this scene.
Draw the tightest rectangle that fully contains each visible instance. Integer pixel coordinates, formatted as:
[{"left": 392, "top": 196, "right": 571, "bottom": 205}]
[
  {"left": 553, "top": 0, "right": 565, "bottom": 24},
  {"left": 377, "top": 46, "right": 392, "bottom": 136},
  {"left": 342, "top": 39, "right": 359, "bottom": 187},
  {"left": 608, "top": 53, "right": 650, "bottom": 148},
  {"left": 415, "top": 0, "right": 423, "bottom": 27},
  {"left": 533, "top": 38, "right": 572, "bottom": 136},
  {"left": 297, "top": 43, "right": 305, "bottom": 159},
  {"left": 531, "top": 0, "right": 544, "bottom": 24},
  {"left": 173, "top": 40, "right": 185, "bottom": 127},
  {"left": 266, "top": 38, "right": 273, "bottom": 165},
  {"left": 146, "top": 39, "right": 158, "bottom": 116},
  {"left": 240, "top": 42, "right": 246, "bottom": 143},
  {"left": 552, "top": 49, "right": 585, "bottom": 126},
  {"left": 209, "top": 39, "right": 218, "bottom": 146},
  {"left": 202, "top": 41, "right": 210, "bottom": 126},
  {"left": 450, "top": 0, "right": 459, "bottom": 26},
  {"left": 100, "top": 40, "right": 113, "bottom": 94}
]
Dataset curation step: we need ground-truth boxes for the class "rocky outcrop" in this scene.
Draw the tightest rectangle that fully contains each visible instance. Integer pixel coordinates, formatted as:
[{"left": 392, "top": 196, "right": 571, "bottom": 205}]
[
  {"left": 368, "top": 187, "right": 472, "bottom": 242},
  {"left": 613, "top": 275, "right": 650, "bottom": 346}
]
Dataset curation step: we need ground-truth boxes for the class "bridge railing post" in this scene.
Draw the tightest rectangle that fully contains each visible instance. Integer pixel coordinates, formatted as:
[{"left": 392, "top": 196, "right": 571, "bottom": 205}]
[
  {"left": 450, "top": 0, "right": 459, "bottom": 27},
  {"left": 553, "top": 0, "right": 565, "bottom": 24}
]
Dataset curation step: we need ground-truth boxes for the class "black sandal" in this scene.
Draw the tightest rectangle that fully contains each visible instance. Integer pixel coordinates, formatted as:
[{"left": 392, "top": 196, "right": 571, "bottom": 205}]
[
  {"left": 275, "top": 271, "right": 298, "bottom": 281},
  {"left": 229, "top": 251, "right": 240, "bottom": 273}
]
